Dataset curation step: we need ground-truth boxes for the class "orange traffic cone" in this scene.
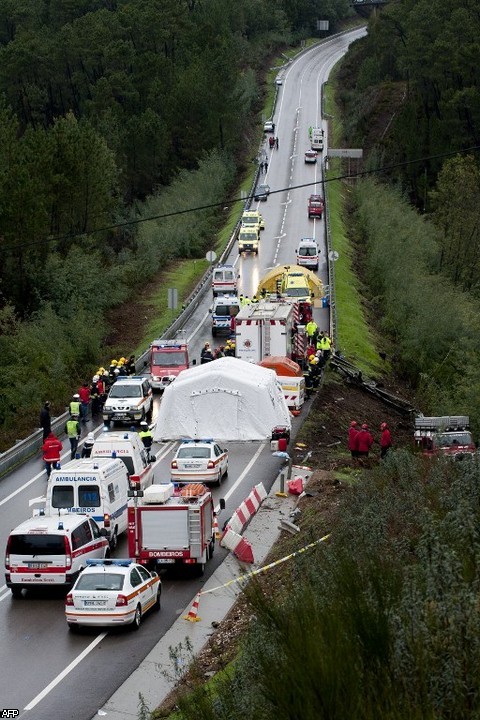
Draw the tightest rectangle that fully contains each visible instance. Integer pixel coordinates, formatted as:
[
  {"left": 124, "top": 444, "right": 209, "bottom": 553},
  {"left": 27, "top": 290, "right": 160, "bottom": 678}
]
[
  {"left": 213, "top": 514, "right": 221, "bottom": 540},
  {"left": 183, "top": 592, "right": 202, "bottom": 622}
]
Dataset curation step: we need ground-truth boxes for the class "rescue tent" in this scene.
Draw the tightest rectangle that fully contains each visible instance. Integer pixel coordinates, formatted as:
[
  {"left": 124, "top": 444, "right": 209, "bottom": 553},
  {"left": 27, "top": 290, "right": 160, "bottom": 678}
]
[
  {"left": 153, "top": 356, "right": 291, "bottom": 442},
  {"left": 257, "top": 264, "right": 324, "bottom": 299}
]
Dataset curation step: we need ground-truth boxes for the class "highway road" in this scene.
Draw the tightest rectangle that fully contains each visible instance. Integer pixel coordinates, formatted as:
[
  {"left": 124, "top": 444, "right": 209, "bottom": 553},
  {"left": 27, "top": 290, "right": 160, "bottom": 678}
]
[{"left": 0, "top": 27, "right": 365, "bottom": 720}]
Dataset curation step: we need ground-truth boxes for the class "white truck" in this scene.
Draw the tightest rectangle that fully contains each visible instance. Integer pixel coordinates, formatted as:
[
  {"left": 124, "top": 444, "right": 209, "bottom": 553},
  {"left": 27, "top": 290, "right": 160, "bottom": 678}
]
[
  {"left": 128, "top": 483, "right": 225, "bottom": 575},
  {"left": 235, "top": 299, "right": 306, "bottom": 409},
  {"left": 91, "top": 431, "right": 155, "bottom": 490},
  {"left": 311, "top": 127, "right": 324, "bottom": 151}
]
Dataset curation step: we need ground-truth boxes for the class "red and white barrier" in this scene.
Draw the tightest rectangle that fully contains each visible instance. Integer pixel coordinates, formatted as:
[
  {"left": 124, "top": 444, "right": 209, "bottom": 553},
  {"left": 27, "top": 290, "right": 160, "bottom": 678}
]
[
  {"left": 223, "top": 483, "right": 267, "bottom": 536},
  {"left": 221, "top": 527, "right": 254, "bottom": 564}
]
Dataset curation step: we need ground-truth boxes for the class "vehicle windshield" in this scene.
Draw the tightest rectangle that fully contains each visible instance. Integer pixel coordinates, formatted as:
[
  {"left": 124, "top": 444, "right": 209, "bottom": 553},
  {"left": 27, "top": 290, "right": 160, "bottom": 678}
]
[
  {"left": 152, "top": 351, "right": 186, "bottom": 368},
  {"left": 259, "top": 185, "right": 270, "bottom": 192},
  {"left": 76, "top": 572, "right": 125, "bottom": 591},
  {"left": 286, "top": 287, "right": 309, "bottom": 298},
  {"left": 9, "top": 534, "right": 65, "bottom": 555},
  {"left": 434, "top": 432, "right": 473, "bottom": 448},
  {"left": 177, "top": 447, "right": 211, "bottom": 459},
  {"left": 109, "top": 384, "right": 142, "bottom": 398},
  {"left": 242, "top": 217, "right": 258, "bottom": 226},
  {"left": 299, "top": 247, "right": 317, "bottom": 256},
  {"left": 214, "top": 304, "right": 240, "bottom": 317},
  {"left": 310, "top": 201, "right": 322, "bottom": 207},
  {"left": 240, "top": 231, "right": 257, "bottom": 239}
]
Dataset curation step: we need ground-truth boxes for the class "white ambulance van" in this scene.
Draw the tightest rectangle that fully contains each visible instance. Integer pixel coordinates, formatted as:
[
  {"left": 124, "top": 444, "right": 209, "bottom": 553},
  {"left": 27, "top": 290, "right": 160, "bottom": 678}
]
[
  {"left": 46, "top": 457, "right": 129, "bottom": 550},
  {"left": 91, "top": 430, "right": 155, "bottom": 490},
  {"left": 5, "top": 513, "right": 109, "bottom": 597}
]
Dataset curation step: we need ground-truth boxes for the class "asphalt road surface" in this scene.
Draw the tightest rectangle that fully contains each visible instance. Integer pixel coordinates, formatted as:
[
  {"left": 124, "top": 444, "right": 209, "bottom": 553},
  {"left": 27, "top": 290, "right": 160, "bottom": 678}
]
[{"left": 0, "top": 27, "right": 365, "bottom": 720}]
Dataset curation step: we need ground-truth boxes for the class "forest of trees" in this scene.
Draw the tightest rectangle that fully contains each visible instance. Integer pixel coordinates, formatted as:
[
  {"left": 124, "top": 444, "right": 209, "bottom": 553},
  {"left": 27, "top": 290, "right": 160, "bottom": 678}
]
[{"left": 0, "top": 0, "right": 351, "bottom": 441}]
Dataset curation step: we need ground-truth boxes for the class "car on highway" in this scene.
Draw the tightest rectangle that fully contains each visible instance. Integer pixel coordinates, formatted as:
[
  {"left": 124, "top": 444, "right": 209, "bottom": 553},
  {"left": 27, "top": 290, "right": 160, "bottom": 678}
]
[
  {"left": 304, "top": 150, "right": 317, "bottom": 163},
  {"left": 263, "top": 120, "right": 275, "bottom": 132},
  {"left": 65, "top": 559, "right": 161, "bottom": 631},
  {"left": 171, "top": 439, "right": 228, "bottom": 486},
  {"left": 254, "top": 183, "right": 271, "bottom": 202},
  {"left": 102, "top": 376, "right": 152, "bottom": 426}
]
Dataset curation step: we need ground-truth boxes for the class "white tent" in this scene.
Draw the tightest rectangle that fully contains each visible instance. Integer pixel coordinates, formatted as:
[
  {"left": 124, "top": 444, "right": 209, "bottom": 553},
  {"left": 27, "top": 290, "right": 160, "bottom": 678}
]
[{"left": 153, "top": 356, "right": 291, "bottom": 442}]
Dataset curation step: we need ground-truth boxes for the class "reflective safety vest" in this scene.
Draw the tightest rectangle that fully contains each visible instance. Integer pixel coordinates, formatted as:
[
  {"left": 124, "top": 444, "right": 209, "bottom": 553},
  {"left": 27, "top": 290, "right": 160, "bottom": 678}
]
[
  {"left": 139, "top": 430, "right": 153, "bottom": 448},
  {"left": 317, "top": 336, "right": 332, "bottom": 351},
  {"left": 305, "top": 321, "right": 318, "bottom": 337},
  {"left": 69, "top": 400, "right": 81, "bottom": 416},
  {"left": 66, "top": 419, "right": 80, "bottom": 438}
]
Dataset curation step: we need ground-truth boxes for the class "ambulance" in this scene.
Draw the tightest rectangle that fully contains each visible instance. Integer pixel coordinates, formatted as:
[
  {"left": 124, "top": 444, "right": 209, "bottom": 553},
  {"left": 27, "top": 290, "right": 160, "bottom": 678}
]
[
  {"left": 46, "top": 457, "right": 130, "bottom": 550},
  {"left": 91, "top": 430, "right": 156, "bottom": 489}
]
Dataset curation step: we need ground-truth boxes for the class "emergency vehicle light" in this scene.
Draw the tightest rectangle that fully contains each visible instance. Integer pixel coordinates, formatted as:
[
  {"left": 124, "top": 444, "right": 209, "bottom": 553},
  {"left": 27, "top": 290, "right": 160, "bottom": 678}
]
[{"left": 86, "top": 559, "right": 132, "bottom": 566}]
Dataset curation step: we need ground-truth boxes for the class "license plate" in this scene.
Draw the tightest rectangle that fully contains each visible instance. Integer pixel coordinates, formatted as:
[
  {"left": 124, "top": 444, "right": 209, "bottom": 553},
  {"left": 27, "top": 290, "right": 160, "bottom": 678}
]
[
  {"left": 114, "top": 413, "right": 128, "bottom": 419},
  {"left": 27, "top": 562, "right": 48, "bottom": 569},
  {"left": 83, "top": 600, "right": 106, "bottom": 606},
  {"left": 184, "top": 463, "right": 201, "bottom": 469},
  {"left": 160, "top": 559, "right": 175, "bottom": 564}
]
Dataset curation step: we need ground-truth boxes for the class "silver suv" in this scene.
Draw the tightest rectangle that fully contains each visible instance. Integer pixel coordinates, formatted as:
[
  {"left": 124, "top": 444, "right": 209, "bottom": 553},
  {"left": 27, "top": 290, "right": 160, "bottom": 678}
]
[{"left": 102, "top": 376, "right": 152, "bottom": 425}]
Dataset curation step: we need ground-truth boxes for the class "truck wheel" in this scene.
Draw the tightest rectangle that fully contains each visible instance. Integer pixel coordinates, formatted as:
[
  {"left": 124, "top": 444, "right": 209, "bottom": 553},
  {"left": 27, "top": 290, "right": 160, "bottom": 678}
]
[
  {"left": 132, "top": 604, "right": 142, "bottom": 630},
  {"left": 196, "top": 562, "right": 205, "bottom": 577},
  {"left": 109, "top": 529, "right": 118, "bottom": 551},
  {"left": 208, "top": 539, "right": 215, "bottom": 560},
  {"left": 11, "top": 587, "right": 22, "bottom": 599}
]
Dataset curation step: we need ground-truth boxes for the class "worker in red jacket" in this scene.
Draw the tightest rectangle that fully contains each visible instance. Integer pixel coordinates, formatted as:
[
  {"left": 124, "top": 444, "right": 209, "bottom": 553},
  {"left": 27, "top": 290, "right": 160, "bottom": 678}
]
[
  {"left": 78, "top": 382, "right": 91, "bottom": 423},
  {"left": 348, "top": 420, "right": 359, "bottom": 458},
  {"left": 380, "top": 422, "right": 392, "bottom": 458},
  {"left": 42, "top": 432, "right": 63, "bottom": 478},
  {"left": 356, "top": 424, "right": 374, "bottom": 457}
]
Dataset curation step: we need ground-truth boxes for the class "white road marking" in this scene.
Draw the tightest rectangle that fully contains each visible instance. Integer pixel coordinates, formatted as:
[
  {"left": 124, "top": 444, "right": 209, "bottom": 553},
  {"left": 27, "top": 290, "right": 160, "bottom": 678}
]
[
  {"left": 215, "top": 442, "right": 266, "bottom": 512},
  {"left": 24, "top": 632, "right": 107, "bottom": 710},
  {"left": 0, "top": 590, "right": 10, "bottom": 602}
]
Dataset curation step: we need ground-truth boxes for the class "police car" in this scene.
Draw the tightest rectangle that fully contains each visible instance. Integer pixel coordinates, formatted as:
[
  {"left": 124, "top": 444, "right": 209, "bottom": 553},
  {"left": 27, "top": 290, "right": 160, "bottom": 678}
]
[
  {"left": 171, "top": 439, "right": 229, "bottom": 486},
  {"left": 65, "top": 559, "right": 161, "bottom": 631}
]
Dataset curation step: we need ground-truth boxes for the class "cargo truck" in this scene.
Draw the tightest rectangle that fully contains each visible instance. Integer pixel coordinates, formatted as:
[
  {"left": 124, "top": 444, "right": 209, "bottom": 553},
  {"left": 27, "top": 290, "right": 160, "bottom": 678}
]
[{"left": 414, "top": 416, "right": 476, "bottom": 460}]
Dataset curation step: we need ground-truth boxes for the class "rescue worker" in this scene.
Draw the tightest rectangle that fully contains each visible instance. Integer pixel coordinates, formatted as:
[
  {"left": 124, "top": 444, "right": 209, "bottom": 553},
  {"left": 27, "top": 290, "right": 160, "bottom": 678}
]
[
  {"left": 251, "top": 294, "right": 259, "bottom": 304},
  {"left": 214, "top": 345, "right": 225, "bottom": 359},
  {"left": 224, "top": 341, "right": 234, "bottom": 357},
  {"left": 380, "top": 422, "right": 392, "bottom": 458},
  {"left": 42, "top": 432, "right": 62, "bottom": 478},
  {"left": 239, "top": 294, "right": 245, "bottom": 306},
  {"left": 308, "top": 354, "right": 322, "bottom": 388},
  {"left": 81, "top": 432, "right": 95, "bottom": 458},
  {"left": 200, "top": 342, "right": 214, "bottom": 364},
  {"left": 69, "top": 393, "right": 81, "bottom": 417},
  {"left": 65, "top": 414, "right": 81, "bottom": 460},
  {"left": 90, "top": 375, "right": 100, "bottom": 417},
  {"left": 229, "top": 313, "right": 236, "bottom": 337},
  {"left": 260, "top": 288, "right": 268, "bottom": 299},
  {"left": 96, "top": 374, "right": 106, "bottom": 412},
  {"left": 117, "top": 358, "right": 128, "bottom": 376},
  {"left": 126, "top": 354, "right": 136, "bottom": 375},
  {"left": 303, "top": 369, "right": 314, "bottom": 399},
  {"left": 229, "top": 340, "right": 236, "bottom": 355},
  {"left": 78, "top": 382, "right": 90, "bottom": 423},
  {"left": 108, "top": 359, "right": 118, "bottom": 383},
  {"left": 40, "top": 401, "right": 51, "bottom": 441},
  {"left": 305, "top": 319, "right": 318, "bottom": 345},
  {"left": 275, "top": 136, "right": 279, "bottom": 149},
  {"left": 348, "top": 421, "right": 359, "bottom": 459},
  {"left": 243, "top": 295, "right": 251, "bottom": 305},
  {"left": 355, "top": 424, "right": 374, "bottom": 458},
  {"left": 139, "top": 421, "right": 153, "bottom": 461},
  {"left": 317, "top": 332, "right": 332, "bottom": 363}
]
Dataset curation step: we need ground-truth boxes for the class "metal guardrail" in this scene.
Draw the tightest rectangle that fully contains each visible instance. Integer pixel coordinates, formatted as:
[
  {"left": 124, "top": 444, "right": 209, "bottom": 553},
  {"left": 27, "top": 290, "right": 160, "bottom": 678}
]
[{"left": 0, "top": 30, "right": 362, "bottom": 479}]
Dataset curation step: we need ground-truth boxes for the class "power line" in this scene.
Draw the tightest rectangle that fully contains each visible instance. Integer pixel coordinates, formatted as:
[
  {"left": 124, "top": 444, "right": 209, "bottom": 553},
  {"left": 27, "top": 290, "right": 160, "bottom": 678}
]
[{"left": 1, "top": 144, "right": 479, "bottom": 256}]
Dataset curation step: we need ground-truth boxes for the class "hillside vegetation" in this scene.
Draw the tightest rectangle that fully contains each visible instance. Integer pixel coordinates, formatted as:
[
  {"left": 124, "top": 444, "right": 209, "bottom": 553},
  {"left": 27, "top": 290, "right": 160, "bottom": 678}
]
[{"left": 0, "top": 0, "right": 352, "bottom": 447}]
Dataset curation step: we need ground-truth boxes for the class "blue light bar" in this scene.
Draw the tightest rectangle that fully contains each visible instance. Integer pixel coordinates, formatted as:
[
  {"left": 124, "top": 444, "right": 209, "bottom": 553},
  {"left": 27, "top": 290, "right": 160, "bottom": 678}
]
[{"left": 86, "top": 559, "right": 133, "bottom": 567}]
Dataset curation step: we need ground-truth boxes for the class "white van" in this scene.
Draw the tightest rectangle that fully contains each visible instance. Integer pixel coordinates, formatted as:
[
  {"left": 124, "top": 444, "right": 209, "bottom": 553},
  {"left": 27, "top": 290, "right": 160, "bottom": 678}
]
[
  {"left": 5, "top": 513, "right": 109, "bottom": 597},
  {"left": 91, "top": 430, "right": 155, "bottom": 490},
  {"left": 296, "top": 238, "right": 320, "bottom": 271},
  {"left": 212, "top": 265, "right": 238, "bottom": 297},
  {"left": 46, "top": 457, "right": 130, "bottom": 550}
]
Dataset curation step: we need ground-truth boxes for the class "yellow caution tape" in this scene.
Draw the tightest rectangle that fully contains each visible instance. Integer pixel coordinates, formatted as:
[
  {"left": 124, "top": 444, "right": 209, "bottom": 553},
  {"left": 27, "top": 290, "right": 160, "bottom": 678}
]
[{"left": 201, "top": 534, "right": 330, "bottom": 596}]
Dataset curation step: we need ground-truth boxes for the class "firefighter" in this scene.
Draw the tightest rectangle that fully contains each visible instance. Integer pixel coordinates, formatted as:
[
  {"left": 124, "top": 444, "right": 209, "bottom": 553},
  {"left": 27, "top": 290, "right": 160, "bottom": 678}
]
[
  {"left": 69, "top": 393, "right": 81, "bottom": 417},
  {"left": 251, "top": 294, "right": 259, "bottom": 304},
  {"left": 78, "top": 382, "right": 90, "bottom": 423},
  {"left": 201, "top": 342, "right": 214, "bottom": 364},
  {"left": 316, "top": 332, "right": 332, "bottom": 362},
  {"left": 348, "top": 421, "right": 359, "bottom": 458},
  {"left": 81, "top": 432, "right": 95, "bottom": 458},
  {"left": 90, "top": 375, "right": 100, "bottom": 417},
  {"left": 380, "top": 422, "right": 392, "bottom": 458},
  {"left": 303, "top": 369, "right": 314, "bottom": 399},
  {"left": 126, "top": 354, "right": 136, "bottom": 375},
  {"left": 305, "top": 319, "right": 318, "bottom": 345},
  {"left": 139, "top": 421, "right": 153, "bottom": 461},
  {"left": 355, "top": 424, "right": 374, "bottom": 458},
  {"left": 243, "top": 295, "right": 251, "bottom": 306},
  {"left": 65, "top": 414, "right": 81, "bottom": 460},
  {"left": 239, "top": 294, "right": 245, "bottom": 306},
  {"left": 42, "top": 432, "right": 63, "bottom": 478}
]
